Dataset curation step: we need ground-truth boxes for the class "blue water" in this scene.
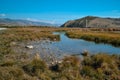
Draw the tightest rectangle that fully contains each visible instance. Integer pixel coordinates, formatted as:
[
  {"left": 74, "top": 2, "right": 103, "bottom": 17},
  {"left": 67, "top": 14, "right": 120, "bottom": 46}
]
[{"left": 52, "top": 32, "right": 120, "bottom": 55}]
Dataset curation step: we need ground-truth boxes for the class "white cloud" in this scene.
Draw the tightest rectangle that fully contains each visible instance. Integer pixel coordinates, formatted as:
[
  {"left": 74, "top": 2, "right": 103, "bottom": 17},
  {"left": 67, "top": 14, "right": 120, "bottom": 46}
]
[
  {"left": 26, "top": 18, "right": 55, "bottom": 24},
  {"left": 0, "top": 13, "right": 6, "bottom": 17}
]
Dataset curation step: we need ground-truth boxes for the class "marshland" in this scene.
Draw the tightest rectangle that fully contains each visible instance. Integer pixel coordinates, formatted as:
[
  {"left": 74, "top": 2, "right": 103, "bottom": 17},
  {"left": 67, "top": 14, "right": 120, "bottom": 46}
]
[{"left": 0, "top": 27, "right": 120, "bottom": 80}]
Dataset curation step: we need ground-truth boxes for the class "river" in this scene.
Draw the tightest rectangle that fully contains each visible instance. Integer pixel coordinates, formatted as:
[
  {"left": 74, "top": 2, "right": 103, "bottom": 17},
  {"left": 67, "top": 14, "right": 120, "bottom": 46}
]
[{"left": 51, "top": 32, "right": 120, "bottom": 55}]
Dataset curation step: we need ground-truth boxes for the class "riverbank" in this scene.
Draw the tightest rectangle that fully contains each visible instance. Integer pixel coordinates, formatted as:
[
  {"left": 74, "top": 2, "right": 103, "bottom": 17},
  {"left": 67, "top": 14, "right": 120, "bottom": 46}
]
[{"left": 66, "top": 30, "right": 120, "bottom": 47}]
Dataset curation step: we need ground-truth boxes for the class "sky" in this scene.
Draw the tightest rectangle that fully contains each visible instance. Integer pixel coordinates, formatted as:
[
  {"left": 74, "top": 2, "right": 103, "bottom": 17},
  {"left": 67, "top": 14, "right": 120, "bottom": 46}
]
[{"left": 0, "top": 0, "right": 120, "bottom": 24}]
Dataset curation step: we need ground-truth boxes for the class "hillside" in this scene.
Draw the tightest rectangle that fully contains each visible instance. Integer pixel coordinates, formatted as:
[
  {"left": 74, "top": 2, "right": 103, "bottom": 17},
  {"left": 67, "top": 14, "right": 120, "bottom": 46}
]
[
  {"left": 61, "top": 16, "right": 120, "bottom": 28},
  {"left": 0, "top": 18, "right": 58, "bottom": 27}
]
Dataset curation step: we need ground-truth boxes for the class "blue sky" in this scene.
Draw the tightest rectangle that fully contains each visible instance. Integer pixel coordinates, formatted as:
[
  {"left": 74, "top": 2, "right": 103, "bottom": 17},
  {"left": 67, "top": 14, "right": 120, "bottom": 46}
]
[{"left": 0, "top": 0, "right": 120, "bottom": 24}]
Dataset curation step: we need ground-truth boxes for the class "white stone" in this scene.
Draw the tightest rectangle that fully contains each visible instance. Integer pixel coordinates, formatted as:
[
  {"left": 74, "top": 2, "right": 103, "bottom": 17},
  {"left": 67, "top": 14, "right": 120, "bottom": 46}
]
[{"left": 25, "top": 45, "right": 33, "bottom": 49}]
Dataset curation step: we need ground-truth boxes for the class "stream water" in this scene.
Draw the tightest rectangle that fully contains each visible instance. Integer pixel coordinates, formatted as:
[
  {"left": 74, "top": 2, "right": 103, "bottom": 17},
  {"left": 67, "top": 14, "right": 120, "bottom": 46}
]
[{"left": 51, "top": 32, "right": 120, "bottom": 55}]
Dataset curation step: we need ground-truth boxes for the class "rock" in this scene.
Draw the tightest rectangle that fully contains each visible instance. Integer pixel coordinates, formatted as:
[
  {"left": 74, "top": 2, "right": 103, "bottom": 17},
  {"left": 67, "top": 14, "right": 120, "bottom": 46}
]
[
  {"left": 25, "top": 45, "right": 33, "bottom": 49},
  {"left": 81, "top": 50, "right": 89, "bottom": 56},
  {"left": 54, "top": 38, "right": 57, "bottom": 41},
  {"left": 58, "top": 61, "right": 62, "bottom": 64}
]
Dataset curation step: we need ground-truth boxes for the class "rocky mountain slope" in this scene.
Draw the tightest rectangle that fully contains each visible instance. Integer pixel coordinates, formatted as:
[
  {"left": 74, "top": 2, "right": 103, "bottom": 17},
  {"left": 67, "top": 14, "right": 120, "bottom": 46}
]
[{"left": 61, "top": 16, "right": 120, "bottom": 28}]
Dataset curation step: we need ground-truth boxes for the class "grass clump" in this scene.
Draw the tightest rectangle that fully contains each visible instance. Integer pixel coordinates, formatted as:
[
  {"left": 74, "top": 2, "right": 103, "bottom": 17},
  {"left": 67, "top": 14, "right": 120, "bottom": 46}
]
[
  {"left": 0, "top": 66, "right": 37, "bottom": 80},
  {"left": 23, "top": 54, "right": 52, "bottom": 80},
  {"left": 23, "top": 54, "right": 47, "bottom": 76},
  {"left": 50, "top": 56, "right": 82, "bottom": 80},
  {"left": 81, "top": 53, "right": 120, "bottom": 80}
]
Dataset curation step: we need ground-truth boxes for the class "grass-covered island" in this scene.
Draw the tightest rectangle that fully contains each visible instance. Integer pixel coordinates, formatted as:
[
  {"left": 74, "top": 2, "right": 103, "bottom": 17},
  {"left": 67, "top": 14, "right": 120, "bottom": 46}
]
[{"left": 0, "top": 27, "right": 120, "bottom": 80}]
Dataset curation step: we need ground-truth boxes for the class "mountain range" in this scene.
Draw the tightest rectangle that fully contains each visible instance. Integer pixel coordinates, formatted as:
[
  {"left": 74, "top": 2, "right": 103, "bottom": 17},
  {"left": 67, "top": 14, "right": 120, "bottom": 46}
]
[
  {"left": 61, "top": 16, "right": 120, "bottom": 28},
  {"left": 0, "top": 18, "right": 59, "bottom": 27},
  {"left": 1, "top": 16, "right": 120, "bottom": 28}
]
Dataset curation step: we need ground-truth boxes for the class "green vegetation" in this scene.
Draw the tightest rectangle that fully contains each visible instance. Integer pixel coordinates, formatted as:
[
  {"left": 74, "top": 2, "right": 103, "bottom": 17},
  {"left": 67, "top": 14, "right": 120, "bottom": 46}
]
[{"left": 0, "top": 27, "right": 120, "bottom": 80}]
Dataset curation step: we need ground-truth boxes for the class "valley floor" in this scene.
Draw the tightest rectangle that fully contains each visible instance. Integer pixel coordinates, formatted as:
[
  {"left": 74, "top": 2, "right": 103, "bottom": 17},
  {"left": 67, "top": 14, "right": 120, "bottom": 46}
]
[{"left": 0, "top": 27, "right": 120, "bottom": 80}]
